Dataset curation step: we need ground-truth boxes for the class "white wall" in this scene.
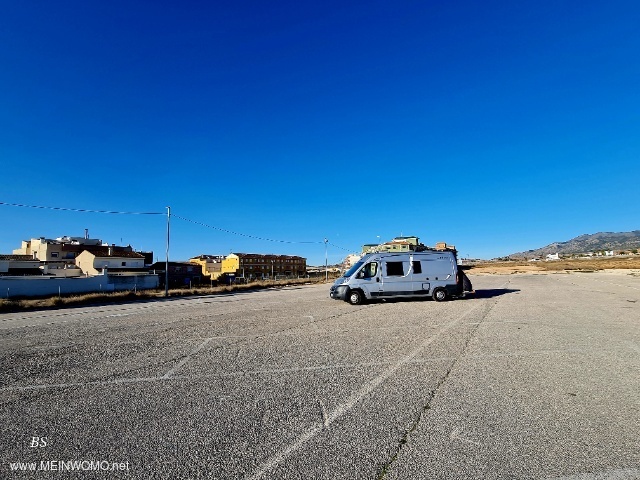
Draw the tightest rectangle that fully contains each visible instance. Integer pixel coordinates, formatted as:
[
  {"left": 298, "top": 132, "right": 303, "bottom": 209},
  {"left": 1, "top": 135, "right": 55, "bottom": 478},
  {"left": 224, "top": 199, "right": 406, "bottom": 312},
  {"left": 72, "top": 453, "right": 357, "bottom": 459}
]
[
  {"left": 0, "top": 273, "right": 159, "bottom": 298},
  {"left": 94, "top": 258, "right": 145, "bottom": 269}
]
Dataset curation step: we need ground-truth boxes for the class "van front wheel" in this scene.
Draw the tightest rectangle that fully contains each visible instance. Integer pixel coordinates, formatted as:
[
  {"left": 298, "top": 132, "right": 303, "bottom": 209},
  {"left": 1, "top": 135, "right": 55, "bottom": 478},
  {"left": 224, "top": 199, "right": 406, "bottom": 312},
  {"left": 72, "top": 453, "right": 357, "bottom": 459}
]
[
  {"left": 432, "top": 288, "right": 447, "bottom": 302},
  {"left": 347, "top": 289, "right": 364, "bottom": 305}
]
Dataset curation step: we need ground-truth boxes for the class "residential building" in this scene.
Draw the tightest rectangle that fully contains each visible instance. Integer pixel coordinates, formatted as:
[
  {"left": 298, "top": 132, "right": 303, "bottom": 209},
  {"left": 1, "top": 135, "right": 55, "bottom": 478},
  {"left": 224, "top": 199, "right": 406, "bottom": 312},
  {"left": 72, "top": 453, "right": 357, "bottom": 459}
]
[
  {"left": 434, "top": 241, "right": 456, "bottom": 251},
  {"left": 149, "top": 261, "right": 203, "bottom": 288},
  {"left": 226, "top": 253, "right": 306, "bottom": 279},
  {"left": 362, "top": 236, "right": 422, "bottom": 254},
  {"left": 76, "top": 250, "right": 147, "bottom": 276},
  {"left": 0, "top": 255, "right": 42, "bottom": 276},
  {"left": 189, "top": 255, "right": 225, "bottom": 280},
  {"left": 362, "top": 236, "right": 458, "bottom": 256},
  {"left": 343, "top": 254, "right": 361, "bottom": 270},
  {"left": 12, "top": 234, "right": 153, "bottom": 271},
  {"left": 14, "top": 235, "right": 103, "bottom": 263}
]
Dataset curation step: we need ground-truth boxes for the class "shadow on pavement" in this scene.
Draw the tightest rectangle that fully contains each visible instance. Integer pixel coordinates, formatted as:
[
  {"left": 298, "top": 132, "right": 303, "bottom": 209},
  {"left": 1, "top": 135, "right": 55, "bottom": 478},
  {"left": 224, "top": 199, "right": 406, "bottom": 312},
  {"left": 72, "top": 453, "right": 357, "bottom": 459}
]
[{"left": 472, "top": 288, "right": 521, "bottom": 298}]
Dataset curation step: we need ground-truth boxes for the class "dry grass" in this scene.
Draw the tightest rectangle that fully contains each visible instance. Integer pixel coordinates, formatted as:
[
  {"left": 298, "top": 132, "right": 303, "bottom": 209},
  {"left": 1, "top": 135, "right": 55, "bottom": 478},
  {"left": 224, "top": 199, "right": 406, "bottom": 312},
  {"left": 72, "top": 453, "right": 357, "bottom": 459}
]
[
  {"left": 468, "top": 256, "right": 640, "bottom": 274},
  {"left": 0, "top": 277, "right": 327, "bottom": 313}
]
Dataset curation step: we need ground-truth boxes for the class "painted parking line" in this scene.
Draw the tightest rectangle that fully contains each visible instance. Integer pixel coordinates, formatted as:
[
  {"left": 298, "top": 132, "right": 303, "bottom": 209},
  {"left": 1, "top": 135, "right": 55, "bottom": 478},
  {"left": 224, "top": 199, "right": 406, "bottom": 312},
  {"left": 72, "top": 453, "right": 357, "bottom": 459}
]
[
  {"left": 0, "top": 344, "right": 617, "bottom": 393},
  {"left": 162, "top": 338, "right": 213, "bottom": 378},
  {"left": 245, "top": 298, "right": 491, "bottom": 480},
  {"left": 544, "top": 467, "right": 640, "bottom": 480}
]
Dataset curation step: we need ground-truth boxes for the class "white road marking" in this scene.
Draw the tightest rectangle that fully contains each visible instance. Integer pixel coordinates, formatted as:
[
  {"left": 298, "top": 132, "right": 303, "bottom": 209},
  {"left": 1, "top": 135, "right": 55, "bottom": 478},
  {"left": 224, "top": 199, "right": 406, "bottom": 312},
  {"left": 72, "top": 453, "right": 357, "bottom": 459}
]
[
  {"left": 544, "top": 468, "right": 640, "bottom": 480},
  {"left": 245, "top": 300, "right": 488, "bottom": 480},
  {"left": 163, "top": 338, "right": 213, "bottom": 378},
  {"left": 318, "top": 400, "right": 329, "bottom": 429},
  {"left": 450, "top": 426, "right": 481, "bottom": 446},
  {"left": 1, "top": 346, "right": 607, "bottom": 392}
]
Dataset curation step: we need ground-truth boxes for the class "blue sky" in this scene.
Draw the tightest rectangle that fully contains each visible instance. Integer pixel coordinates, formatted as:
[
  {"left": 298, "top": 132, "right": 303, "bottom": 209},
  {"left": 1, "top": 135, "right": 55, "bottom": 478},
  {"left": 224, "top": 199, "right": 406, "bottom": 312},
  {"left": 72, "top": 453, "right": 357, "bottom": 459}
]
[{"left": 1, "top": 1, "right": 639, "bottom": 265}]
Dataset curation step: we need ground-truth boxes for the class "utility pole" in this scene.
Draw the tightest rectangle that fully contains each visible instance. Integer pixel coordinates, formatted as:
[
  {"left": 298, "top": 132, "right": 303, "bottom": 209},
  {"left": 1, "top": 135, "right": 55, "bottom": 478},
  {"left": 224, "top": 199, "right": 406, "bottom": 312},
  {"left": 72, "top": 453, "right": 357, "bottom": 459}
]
[
  {"left": 324, "top": 238, "right": 328, "bottom": 282},
  {"left": 165, "top": 206, "right": 170, "bottom": 297}
]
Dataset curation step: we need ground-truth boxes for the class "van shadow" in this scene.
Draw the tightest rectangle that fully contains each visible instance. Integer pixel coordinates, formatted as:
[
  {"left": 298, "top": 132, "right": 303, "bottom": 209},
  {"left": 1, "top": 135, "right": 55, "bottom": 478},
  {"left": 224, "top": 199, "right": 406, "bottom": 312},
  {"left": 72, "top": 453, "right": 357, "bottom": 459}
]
[{"left": 473, "top": 288, "right": 520, "bottom": 299}]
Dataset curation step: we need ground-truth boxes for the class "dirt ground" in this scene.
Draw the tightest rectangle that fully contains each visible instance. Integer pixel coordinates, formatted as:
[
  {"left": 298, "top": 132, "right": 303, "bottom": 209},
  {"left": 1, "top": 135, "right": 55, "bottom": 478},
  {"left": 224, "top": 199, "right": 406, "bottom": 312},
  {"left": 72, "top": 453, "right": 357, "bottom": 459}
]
[{"left": 466, "top": 256, "right": 640, "bottom": 275}]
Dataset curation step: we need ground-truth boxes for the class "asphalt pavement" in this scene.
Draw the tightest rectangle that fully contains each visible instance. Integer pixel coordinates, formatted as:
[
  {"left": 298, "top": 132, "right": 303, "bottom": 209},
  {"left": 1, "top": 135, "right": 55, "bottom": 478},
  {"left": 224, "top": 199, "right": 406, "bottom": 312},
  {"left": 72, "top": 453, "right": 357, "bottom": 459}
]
[{"left": 1, "top": 272, "right": 639, "bottom": 479}]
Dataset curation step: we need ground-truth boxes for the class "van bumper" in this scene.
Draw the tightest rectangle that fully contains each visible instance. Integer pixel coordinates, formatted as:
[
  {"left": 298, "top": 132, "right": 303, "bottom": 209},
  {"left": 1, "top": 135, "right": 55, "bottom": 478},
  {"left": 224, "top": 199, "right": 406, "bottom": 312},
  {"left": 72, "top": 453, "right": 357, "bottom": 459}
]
[{"left": 330, "top": 285, "right": 348, "bottom": 300}]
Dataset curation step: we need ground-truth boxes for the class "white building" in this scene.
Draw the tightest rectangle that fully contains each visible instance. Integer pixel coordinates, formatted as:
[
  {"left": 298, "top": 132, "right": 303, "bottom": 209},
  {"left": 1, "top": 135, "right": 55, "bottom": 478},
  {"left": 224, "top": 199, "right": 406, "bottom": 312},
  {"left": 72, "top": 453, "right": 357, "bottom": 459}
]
[
  {"left": 76, "top": 250, "right": 146, "bottom": 276},
  {"left": 343, "top": 254, "right": 361, "bottom": 270}
]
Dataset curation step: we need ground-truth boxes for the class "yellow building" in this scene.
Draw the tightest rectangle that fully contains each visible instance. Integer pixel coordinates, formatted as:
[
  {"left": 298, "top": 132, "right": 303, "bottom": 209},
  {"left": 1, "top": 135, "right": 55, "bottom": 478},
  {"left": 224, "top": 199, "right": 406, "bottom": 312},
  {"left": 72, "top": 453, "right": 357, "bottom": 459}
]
[
  {"left": 189, "top": 255, "right": 225, "bottom": 280},
  {"left": 189, "top": 253, "right": 307, "bottom": 281},
  {"left": 222, "top": 254, "right": 240, "bottom": 276}
]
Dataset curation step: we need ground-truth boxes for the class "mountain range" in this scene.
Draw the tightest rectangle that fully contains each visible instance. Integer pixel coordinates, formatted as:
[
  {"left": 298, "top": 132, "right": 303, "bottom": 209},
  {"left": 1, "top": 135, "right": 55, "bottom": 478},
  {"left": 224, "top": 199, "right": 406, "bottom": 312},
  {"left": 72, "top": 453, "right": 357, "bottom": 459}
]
[{"left": 509, "top": 230, "right": 640, "bottom": 258}]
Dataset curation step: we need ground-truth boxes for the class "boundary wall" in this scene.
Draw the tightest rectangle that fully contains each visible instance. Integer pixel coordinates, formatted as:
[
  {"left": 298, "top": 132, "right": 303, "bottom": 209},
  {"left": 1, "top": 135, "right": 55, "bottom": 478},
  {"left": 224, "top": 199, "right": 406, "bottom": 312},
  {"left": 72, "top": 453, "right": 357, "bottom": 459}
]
[{"left": 0, "top": 273, "right": 159, "bottom": 298}]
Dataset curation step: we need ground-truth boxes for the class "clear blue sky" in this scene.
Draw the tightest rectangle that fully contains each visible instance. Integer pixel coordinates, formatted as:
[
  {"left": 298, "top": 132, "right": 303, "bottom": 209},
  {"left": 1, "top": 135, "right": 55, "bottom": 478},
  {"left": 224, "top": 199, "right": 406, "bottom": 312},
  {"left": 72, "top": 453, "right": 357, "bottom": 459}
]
[{"left": 1, "top": 1, "right": 639, "bottom": 265}]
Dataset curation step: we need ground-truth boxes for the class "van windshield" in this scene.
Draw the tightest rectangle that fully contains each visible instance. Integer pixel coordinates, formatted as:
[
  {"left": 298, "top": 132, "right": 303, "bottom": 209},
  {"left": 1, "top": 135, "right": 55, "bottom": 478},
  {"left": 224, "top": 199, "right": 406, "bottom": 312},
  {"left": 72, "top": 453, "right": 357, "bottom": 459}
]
[{"left": 343, "top": 261, "right": 364, "bottom": 277}]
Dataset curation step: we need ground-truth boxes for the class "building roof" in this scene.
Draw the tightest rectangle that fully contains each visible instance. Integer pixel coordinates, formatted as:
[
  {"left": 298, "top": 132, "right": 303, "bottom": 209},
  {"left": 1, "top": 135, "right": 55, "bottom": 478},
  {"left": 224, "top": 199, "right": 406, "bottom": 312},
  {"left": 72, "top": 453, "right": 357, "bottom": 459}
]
[
  {"left": 84, "top": 250, "right": 145, "bottom": 259},
  {"left": 232, "top": 253, "right": 306, "bottom": 260},
  {"left": 149, "top": 261, "right": 199, "bottom": 268},
  {"left": 6, "top": 268, "right": 44, "bottom": 275},
  {"left": 190, "top": 254, "right": 224, "bottom": 261},
  {"left": 63, "top": 244, "right": 132, "bottom": 253},
  {"left": 0, "top": 254, "right": 37, "bottom": 261}
]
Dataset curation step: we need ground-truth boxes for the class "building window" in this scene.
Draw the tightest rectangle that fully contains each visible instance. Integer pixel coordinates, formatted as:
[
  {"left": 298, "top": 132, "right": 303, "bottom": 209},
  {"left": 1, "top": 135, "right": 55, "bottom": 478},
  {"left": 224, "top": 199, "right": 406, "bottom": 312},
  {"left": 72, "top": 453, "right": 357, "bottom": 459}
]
[{"left": 51, "top": 252, "right": 59, "bottom": 258}]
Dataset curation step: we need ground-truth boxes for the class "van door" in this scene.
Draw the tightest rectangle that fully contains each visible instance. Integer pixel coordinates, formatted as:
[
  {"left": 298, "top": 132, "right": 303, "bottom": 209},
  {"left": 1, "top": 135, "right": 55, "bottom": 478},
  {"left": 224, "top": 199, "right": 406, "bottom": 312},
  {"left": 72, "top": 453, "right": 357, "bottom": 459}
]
[
  {"left": 357, "top": 261, "right": 380, "bottom": 298},
  {"left": 380, "top": 259, "right": 412, "bottom": 297},
  {"left": 410, "top": 259, "right": 431, "bottom": 296}
]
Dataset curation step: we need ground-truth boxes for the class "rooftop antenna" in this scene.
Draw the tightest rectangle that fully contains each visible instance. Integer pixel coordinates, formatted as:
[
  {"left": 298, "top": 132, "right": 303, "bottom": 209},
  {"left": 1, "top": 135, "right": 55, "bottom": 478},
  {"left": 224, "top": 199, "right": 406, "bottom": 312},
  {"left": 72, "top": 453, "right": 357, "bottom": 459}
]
[{"left": 85, "top": 228, "right": 89, "bottom": 239}]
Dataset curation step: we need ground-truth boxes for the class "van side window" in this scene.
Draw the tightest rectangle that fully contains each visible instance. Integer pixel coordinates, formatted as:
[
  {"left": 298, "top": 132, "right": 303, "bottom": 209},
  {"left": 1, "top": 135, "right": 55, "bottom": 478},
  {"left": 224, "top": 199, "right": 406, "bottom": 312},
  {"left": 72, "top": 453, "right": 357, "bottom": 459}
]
[
  {"left": 362, "top": 262, "right": 378, "bottom": 278},
  {"left": 412, "top": 261, "right": 422, "bottom": 274},
  {"left": 386, "top": 261, "right": 405, "bottom": 276}
]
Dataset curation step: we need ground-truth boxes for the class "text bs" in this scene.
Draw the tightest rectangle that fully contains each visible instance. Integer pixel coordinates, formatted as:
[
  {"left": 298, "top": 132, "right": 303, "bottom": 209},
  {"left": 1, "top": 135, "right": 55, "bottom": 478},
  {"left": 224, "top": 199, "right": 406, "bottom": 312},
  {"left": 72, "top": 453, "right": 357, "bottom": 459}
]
[{"left": 30, "top": 437, "right": 48, "bottom": 448}]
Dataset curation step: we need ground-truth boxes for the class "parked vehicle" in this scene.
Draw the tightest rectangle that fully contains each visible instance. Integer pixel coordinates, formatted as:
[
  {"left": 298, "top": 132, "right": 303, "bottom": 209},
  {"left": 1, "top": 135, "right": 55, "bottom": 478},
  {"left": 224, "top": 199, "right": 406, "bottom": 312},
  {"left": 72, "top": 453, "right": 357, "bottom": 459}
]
[{"left": 330, "top": 251, "right": 472, "bottom": 305}]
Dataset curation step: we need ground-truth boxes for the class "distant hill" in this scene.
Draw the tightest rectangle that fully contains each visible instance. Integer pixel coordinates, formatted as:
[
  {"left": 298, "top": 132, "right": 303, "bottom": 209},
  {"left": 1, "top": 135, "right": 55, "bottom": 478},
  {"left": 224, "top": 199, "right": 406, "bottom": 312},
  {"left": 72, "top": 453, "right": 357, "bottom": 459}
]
[{"left": 509, "top": 231, "right": 640, "bottom": 258}]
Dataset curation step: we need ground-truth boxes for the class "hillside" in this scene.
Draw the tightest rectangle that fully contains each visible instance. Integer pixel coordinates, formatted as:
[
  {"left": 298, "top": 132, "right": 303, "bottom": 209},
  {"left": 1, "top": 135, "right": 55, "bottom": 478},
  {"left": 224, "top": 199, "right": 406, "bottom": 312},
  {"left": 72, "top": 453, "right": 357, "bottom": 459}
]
[{"left": 509, "top": 230, "right": 640, "bottom": 258}]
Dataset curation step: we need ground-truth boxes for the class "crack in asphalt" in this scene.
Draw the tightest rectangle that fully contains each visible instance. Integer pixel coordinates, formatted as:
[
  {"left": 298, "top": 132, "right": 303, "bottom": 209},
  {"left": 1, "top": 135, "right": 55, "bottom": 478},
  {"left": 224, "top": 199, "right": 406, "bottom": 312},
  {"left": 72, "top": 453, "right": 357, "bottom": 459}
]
[
  {"left": 245, "top": 296, "right": 490, "bottom": 480},
  {"left": 376, "top": 283, "right": 505, "bottom": 479}
]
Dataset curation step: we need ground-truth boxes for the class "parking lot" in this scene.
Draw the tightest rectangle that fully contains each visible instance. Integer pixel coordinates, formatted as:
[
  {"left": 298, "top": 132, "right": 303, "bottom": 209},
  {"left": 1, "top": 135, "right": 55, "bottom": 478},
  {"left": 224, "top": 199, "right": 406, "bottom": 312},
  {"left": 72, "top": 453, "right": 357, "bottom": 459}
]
[{"left": 1, "top": 272, "right": 639, "bottom": 479}]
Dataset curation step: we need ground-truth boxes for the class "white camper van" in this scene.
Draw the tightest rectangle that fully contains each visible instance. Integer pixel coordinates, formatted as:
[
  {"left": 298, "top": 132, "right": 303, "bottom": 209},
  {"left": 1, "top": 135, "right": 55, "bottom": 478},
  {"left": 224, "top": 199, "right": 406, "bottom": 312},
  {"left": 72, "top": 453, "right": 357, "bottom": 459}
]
[{"left": 330, "top": 251, "right": 470, "bottom": 305}]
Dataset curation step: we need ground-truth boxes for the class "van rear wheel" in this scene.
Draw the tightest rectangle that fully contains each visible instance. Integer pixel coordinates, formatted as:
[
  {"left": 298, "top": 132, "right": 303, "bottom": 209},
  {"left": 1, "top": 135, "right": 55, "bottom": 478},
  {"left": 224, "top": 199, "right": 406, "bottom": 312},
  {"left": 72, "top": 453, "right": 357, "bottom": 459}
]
[
  {"left": 347, "top": 289, "right": 364, "bottom": 305},
  {"left": 432, "top": 288, "right": 447, "bottom": 302}
]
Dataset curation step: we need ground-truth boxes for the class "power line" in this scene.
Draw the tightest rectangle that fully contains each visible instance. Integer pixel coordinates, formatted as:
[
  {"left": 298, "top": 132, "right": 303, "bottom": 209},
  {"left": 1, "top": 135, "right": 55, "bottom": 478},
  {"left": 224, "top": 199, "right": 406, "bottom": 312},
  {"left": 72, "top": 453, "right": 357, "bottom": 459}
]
[
  {"left": 174, "top": 214, "right": 357, "bottom": 253},
  {"left": 0, "top": 201, "right": 356, "bottom": 253},
  {"left": 172, "top": 213, "right": 324, "bottom": 245},
  {"left": 0, "top": 201, "right": 164, "bottom": 215},
  {"left": 327, "top": 242, "right": 352, "bottom": 252}
]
